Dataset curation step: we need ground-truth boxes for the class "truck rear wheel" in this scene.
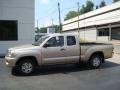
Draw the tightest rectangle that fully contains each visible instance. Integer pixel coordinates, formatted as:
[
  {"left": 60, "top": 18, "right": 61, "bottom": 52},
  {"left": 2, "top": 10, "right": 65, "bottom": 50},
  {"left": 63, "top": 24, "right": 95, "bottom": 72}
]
[
  {"left": 89, "top": 54, "right": 103, "bottom": 69},
  {"left": 17, "top": 59, "right": 35, "bottom": 75}
]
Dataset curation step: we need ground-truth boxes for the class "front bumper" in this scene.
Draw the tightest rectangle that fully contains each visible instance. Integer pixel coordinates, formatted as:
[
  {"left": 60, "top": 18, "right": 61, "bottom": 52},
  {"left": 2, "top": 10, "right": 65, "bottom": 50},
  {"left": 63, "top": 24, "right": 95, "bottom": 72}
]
[{"left": 5, "top": 56, "right": 16, "bottom": 67}]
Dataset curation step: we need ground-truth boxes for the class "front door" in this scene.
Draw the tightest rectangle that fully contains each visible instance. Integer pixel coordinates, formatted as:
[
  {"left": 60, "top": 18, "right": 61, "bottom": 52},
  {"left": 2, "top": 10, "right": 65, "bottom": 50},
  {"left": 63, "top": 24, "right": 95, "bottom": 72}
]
[{"left": 41, "top": 36, "right": 66, "bottom": 64}]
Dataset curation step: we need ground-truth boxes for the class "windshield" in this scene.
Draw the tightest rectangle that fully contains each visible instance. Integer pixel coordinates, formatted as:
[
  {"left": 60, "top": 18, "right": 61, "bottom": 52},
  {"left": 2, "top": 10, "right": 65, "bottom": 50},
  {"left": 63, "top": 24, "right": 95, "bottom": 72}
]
[{"left": 32, "top": 35, "right": 49, "bottom": 46}]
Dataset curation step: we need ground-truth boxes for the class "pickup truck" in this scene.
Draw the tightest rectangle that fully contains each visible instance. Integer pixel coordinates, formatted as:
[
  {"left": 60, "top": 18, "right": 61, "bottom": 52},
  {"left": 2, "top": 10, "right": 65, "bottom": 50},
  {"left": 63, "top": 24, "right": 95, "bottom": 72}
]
[{"left": 5, "top": 33, "right": 113, "bottom": 75}]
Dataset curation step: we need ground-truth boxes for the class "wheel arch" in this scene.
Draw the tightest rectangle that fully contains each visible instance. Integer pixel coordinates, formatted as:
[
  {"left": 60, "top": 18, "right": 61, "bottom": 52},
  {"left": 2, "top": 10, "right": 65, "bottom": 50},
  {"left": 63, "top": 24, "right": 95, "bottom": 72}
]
[
  {"left": 89, "top": 51, "right": 104, "bottom": 63},
  {"left": 15, "top": 56, "right": 39, "bottom": 67}
]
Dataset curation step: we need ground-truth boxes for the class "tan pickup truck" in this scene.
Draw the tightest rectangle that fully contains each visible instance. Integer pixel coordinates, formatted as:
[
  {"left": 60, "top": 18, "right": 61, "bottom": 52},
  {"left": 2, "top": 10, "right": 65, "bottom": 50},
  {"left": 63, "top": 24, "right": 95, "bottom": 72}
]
[{"left": 5, "top": 33, "right": 113, "bottom": 75}]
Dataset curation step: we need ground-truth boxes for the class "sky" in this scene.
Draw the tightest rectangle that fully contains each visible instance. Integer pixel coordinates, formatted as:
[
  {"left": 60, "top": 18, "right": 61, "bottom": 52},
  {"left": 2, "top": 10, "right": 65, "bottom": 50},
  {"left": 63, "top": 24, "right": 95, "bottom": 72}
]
[{"left": 35, "top": 0, "right": 113, "bottom": 28}]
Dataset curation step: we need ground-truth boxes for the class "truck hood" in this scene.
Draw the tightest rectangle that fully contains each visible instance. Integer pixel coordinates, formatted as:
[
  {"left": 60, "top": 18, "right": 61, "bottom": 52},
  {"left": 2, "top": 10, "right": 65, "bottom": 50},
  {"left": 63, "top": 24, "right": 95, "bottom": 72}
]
[{"left": 8, "top": 44, "right": 36, "bottom": 51}]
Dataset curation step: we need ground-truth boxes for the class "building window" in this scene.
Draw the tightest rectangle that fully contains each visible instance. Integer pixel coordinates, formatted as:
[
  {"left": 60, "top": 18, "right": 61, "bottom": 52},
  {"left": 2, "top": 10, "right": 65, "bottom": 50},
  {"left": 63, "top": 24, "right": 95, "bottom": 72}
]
[
  {"left": 111, "top": 27, "right": 120, "bottom": 40},
  {"left": 0, "top": 20, "right": 18, "bottom": 41},
  {"left": 98, "top": 28, "right": 109, "bottom": 36}
]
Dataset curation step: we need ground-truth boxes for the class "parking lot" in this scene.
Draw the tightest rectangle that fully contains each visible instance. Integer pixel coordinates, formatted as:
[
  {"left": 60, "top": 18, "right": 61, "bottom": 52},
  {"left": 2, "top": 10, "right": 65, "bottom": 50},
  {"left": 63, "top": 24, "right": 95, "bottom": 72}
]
[{"left": 0, "top": 52, "right": 120, "bottom": 90}]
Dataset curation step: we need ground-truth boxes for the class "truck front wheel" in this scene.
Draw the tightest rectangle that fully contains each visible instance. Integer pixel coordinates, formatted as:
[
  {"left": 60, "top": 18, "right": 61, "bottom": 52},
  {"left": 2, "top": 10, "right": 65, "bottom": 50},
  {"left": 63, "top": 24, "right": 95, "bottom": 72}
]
[
  {"left": 89, "top": 54, "right": 103, "bottom": 69},
  {"left": 17, "top": 59, "right": 35, "bottom": 75}
]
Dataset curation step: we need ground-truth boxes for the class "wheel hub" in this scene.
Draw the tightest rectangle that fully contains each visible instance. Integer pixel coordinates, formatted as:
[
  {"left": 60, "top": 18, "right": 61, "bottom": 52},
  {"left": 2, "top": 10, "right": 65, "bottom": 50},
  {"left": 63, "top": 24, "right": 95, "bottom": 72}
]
[
  {"left": 21, "top": 62, "right": 33, "bottom": 74},
  {"left": 93, "top": 58, "right": 101, "bottom": 67}
]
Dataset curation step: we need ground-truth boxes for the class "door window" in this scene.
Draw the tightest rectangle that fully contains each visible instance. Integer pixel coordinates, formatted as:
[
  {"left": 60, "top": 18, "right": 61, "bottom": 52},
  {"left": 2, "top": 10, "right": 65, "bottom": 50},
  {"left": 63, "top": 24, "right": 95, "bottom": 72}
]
[
  {"left": 67, "top": 36, "right": 76, "bottom": 46},
  {"left": 46, "top": 36, "right": 64, "bottom": 47}
]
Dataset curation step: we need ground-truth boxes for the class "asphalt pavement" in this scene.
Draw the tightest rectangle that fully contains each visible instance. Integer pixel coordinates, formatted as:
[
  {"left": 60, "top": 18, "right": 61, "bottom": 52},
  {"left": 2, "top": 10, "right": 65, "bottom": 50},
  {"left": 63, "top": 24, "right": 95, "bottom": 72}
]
[
  {"left": 0, "top": 54, "right": 120, "bottom": 90},
  {"left": 0, "top": 44, "right": 120, "bottom": 90}
]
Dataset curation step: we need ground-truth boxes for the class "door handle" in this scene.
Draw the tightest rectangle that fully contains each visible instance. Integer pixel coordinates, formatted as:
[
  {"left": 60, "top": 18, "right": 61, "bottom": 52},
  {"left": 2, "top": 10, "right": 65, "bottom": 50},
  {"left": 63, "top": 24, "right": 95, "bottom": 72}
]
[{"left": 60, "top": 48, "right": 66, "bottom": 51}]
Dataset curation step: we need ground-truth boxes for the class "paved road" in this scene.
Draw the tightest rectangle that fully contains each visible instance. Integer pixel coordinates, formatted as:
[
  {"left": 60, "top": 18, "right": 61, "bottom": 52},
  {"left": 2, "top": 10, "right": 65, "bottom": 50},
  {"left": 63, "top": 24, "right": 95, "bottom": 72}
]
[
  {"left": 114, "top": 45, "right": 120, "bottom": 54},
  {"left": 0, "top": 55, "right": 120, "bottom": 90}
]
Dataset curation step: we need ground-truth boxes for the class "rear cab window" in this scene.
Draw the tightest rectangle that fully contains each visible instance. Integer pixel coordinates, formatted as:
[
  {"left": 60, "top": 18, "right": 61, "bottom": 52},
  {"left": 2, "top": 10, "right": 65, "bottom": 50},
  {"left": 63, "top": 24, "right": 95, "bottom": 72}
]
[{"left": 67, "top": 36, "right": 76, "bottom": 46}]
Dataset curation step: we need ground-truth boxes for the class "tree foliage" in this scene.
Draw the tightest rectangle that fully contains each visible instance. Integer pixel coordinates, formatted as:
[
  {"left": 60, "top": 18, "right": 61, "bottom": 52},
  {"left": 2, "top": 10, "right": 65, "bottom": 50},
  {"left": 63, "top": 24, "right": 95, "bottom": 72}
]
[
  {"left": 80, "top": 5, "right": 86, "bottom": 14},
  {"left": 85, "top": 0, "right": 94, "bottom": 12},
  {"left": 54, "top": 25, "right": 60, "bottom": 33},
  {"left": 99, "top": 0, "right": 106, "bottom": 8},
  {"left": 64, "top": 11, "right": 78, "bottom": 21},
  {"left": 35, "top": 27, "right": 39, "bottom": 33},
  {"left": 96, "top": 5, "right": 99, "bottom": 9},
  {"left": 35, "top": 25, "right": 60, "bottom": 34},
  {"left": 39, "top": 27, "right": 47, "bottom": 33},
  {"left": 80, "top": 0, "right": 94, "bottom": 14},
  {"left": 113, "top": 0, "right": 120, "bottom": 3},
  {"left": 64, "top": 0, "right": 94, "bottom": 21}
]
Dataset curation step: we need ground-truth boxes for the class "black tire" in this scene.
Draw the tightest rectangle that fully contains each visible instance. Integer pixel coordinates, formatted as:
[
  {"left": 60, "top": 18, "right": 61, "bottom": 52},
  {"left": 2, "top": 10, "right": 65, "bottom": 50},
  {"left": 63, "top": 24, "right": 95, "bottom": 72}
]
[
  {"left": 89, "top": 54, "right": 103, "bottom": 69},
  {"left": 17, "top": 59, "right": 35, "bottom": 75}
]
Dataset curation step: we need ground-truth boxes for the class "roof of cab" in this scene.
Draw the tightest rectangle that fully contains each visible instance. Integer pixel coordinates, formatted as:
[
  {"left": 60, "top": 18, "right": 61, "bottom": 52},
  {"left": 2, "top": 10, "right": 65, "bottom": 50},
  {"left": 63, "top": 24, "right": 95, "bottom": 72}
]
[{"left": 47, "top": 33, "right": 79, "bottom": 37}]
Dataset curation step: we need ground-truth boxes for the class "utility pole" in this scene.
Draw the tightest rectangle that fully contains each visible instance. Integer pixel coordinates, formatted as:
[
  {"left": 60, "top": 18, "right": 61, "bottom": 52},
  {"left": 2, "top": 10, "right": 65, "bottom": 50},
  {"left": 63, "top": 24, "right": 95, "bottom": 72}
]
[
  {"left": 77, "top": 2, "right": 80, "bottom": 38},
  {"left": 77, "top": 2, "right": 81, "bottom": 62},
  {"left": 58, "top": 2, "right": 62, "bottom": 33}
]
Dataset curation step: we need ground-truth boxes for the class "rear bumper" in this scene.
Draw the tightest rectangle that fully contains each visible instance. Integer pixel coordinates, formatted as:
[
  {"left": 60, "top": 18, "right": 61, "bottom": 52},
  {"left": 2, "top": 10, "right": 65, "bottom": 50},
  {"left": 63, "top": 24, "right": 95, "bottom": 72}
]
[{"left": 5, "top": 57, "right": 16, "bottom": 67}]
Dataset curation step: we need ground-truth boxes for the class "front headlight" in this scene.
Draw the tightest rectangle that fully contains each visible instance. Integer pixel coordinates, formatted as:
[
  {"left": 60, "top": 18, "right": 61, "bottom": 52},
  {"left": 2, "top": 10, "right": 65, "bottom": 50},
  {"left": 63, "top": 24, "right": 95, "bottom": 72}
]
[{"left": 7, "top": 50, "right": 16, "bottom": 58}]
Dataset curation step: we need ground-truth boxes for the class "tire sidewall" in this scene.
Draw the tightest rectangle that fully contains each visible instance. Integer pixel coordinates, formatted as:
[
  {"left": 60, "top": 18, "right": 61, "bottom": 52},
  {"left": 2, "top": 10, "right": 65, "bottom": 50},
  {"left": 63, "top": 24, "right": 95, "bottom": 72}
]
[
  {"left": 89, "top": 55, "right": 102, "bottom": 69},
  {"left": 18, "top": 59, "right": 35, "bottom": 75}
]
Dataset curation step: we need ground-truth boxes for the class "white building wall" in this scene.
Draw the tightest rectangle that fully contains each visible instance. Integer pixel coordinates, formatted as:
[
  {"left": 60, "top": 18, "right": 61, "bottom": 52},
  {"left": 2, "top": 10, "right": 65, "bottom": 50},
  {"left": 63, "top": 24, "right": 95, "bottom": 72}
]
[
  {"left": 80, "top": 28, "right": 97, "bottom": 41},
  {"left": 63, "top": 2, "right": 120, "bottom": 31},
  {"left": 0, "top": 0, "right": 34, "bottom": 55},
  {"left": 97, "top": 37, "right": 109, "bottom": 41},
  {"left": 63, "top": 28, "right": 97, "bottom": 42}
]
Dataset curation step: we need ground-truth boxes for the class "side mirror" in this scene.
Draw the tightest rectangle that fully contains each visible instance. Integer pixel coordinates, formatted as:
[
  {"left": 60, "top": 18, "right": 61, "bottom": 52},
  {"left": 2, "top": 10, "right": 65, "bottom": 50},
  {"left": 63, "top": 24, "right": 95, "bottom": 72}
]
[{"left": 43, "top": 43, "right": 50, "bottom": 48}]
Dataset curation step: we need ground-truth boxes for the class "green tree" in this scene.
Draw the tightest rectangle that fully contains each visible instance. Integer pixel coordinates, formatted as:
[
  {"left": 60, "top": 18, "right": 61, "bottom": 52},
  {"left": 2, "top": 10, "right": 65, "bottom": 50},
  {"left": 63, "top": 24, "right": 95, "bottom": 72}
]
[
  {"left": 64, "top": 11, "right": 78, "bottom": 21},
  {"left": 54, "top": 25, "right": 60, "bottom": 33},
  {"left": 80, "top": 0, "right": 94, "bottom": 14},
  {"left": 85, "top": 0, "right": 94, "bottom": 12},
  {"left": 113, "top": 0, "right": 120, "bottom": 2},
  {"left": 96, "top": 5, "right": 99, "bottom": 9},
  {"left": 99, "top": 0, "right": 106, "bottom": 8},
  {"left": 64, "top": 0, "right": 94, "bottom": 21},
  {"left": 80, "top": 5, "right": 86, "bottom": 14},
  {"left": 35, "top": 27, "right": 40, "bottom": 33},
  {"left": 39, "top": 27, "right": 47, "bottom": 33},
  {"left": 36, "top": 25, "right": 61, "bottom": 33}
]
